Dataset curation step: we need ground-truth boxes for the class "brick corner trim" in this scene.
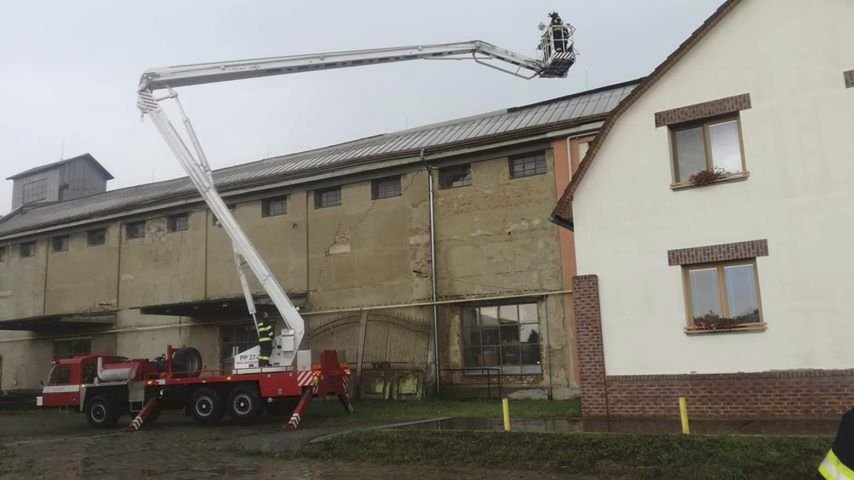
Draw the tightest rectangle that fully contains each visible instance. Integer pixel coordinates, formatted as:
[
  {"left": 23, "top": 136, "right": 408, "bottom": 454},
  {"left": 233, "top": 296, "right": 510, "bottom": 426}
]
[
  {"left": 654, "top": 93, "right": 751, "bottom": 128},
  {"left": 572, "top": 274, "right": 608, "bottom": 417},
  {"left": 668, "top": 239, "right": 768, "bottom": 266},
  {"left": 845, "top": 70, "right": 854, "bottom": 89}
]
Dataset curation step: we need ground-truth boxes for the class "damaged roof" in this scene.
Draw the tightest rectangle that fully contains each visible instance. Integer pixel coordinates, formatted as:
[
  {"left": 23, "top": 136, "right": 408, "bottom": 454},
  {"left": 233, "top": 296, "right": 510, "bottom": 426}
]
[{"left": 0, "top": 79, "right": 639, "bottom": 239}]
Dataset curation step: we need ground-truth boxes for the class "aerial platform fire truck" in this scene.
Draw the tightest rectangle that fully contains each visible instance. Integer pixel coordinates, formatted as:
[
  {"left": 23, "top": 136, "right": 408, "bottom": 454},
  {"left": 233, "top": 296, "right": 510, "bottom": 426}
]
[{"left": 37, "top": 13, "right": 575, "bottom": 431}]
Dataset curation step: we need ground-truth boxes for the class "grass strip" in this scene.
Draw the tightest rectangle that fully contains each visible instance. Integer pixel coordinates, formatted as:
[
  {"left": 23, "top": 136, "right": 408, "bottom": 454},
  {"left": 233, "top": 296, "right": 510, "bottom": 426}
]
[{"left": 300, "top": 429, "right": 831, "bottom": 480}]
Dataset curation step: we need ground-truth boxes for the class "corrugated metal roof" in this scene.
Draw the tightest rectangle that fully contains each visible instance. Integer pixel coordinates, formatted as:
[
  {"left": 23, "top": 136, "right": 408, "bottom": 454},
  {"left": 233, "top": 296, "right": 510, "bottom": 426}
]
[{"left": 0, "top": 79, "right": 639, "bottom": 238}]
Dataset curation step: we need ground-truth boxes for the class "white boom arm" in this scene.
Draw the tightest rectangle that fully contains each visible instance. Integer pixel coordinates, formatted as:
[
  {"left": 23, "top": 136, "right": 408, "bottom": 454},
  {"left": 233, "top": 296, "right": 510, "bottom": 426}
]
[{"left": 136, "top": 19, "right": 575, "bottom": 367}]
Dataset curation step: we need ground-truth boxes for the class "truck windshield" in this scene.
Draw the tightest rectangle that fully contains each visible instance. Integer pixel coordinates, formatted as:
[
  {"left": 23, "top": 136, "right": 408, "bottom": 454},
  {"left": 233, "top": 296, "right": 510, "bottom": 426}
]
[{"left": 48, "top": 364, "right": 71, "bottom": 385}]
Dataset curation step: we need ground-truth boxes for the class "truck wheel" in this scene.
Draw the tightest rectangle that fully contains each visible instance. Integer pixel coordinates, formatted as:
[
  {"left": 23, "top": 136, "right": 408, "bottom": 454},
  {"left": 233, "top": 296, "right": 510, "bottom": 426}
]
[
  {"left": 189, "top": 387, "right": 225, "bottom": 425},
  {"left": 86, "top": 396, "right": 120, "bottom": 429},
  {"left": 228, "top": 386, "right": 263, "bottom": 424}
]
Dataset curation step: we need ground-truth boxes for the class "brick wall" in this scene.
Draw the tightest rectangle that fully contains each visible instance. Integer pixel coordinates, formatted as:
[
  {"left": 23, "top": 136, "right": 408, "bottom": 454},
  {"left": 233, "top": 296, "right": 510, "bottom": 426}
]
[
  {"left": 605, "top": 370, "right": 854, "bottom": 418},
  {"left": 572, "top": 275, "right": 607, "bottom": 417},
  {"left": 667, "top": 239, "right": 768, "bottom": 266},
  {"left": 572, "top": 272, "right": 854, "bottom": 419},
  {"left": 654, "top": 93, "right": 752, "bottom": 127}
]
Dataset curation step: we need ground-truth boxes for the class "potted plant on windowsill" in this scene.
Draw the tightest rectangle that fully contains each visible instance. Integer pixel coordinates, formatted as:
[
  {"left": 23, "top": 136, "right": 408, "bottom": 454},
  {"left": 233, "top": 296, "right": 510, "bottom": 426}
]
[
  {"left": 688, "top": 167, "right": 729, "bottom": 186},
  {"left": 691, "top": 310, "right": 761, "bottom": 332}
]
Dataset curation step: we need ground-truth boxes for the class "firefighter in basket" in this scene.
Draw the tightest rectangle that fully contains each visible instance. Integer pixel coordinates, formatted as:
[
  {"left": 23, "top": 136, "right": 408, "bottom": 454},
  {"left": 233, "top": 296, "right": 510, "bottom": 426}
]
[{"left": 257, "top": 311, "right": 274, "bottom": 367}]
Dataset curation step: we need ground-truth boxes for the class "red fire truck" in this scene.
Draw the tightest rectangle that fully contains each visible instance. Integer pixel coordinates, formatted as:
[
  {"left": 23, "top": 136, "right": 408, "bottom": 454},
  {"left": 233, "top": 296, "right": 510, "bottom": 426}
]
[{"left": 38, "top": 345, "right": 352, "bottom": 430}]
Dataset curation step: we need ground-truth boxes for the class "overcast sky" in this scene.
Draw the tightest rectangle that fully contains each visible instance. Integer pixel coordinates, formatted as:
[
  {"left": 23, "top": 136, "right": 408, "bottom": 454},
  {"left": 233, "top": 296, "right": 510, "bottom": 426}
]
[{"left": 0, "top": 0, "right": 722, "bottom": 215}]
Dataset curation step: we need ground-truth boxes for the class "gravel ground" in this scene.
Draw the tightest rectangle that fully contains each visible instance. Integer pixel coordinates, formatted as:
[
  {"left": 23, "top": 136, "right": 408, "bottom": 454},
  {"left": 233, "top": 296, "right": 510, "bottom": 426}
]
[{"left": 0, "top": 409, "right": 575, "bottom": 479}]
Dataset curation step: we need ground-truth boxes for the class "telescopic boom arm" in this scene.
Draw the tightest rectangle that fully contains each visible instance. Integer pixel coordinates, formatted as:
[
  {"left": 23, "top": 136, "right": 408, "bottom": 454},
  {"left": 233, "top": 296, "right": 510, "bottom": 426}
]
[{"left": 136, "top": 14, "right": 575, "bottom": 367}]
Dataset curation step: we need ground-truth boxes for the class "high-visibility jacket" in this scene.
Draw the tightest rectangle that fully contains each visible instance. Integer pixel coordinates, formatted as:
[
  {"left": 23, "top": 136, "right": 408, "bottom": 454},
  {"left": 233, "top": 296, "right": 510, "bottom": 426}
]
[
  {"left": 257, "top": 319, "right": 274, "bottom": 342},
  {"left": 820, "top": 409, "right": 854, "bottom": 479}
]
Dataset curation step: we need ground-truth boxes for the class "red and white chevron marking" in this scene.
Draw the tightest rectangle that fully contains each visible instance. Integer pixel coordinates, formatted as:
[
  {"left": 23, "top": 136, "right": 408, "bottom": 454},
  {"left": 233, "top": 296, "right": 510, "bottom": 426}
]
[
  {"left": 297, "top": 371, "right": 313, "bottom": 386},
  {"left": 343, "top": 376, "right": 350, "bottom": 394},
  {"left": 137, "top": 91, "right": 160, "bottom": 113},
  {"left": 287, "top": 412, "right": 301, "bottom": 430}
]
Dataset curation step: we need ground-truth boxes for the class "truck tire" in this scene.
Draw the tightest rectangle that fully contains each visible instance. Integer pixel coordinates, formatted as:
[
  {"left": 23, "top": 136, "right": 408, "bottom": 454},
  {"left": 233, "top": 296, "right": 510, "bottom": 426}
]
[
  {"left": 228, "top": 386, "right": 263, "bottom": 424},
  {"left": 86, "top": 395, "right": 120, "bottom": 429},
  {"left": 171, "top": 347, "right": 203, "bottom": 378},
  {"left": 189, "top": 387, "right": 225, "bottom": 425}
]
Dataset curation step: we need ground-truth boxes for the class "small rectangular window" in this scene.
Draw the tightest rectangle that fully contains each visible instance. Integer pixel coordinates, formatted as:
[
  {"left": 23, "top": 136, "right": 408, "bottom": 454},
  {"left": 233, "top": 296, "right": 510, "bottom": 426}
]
[
  {"left": 372, "top": 176, "right": 402, "bottom": 199},
  {"left": 22, "top": 178, "right": 48, "bottom": 205},
  {"left": 167, "top": 213, "right": 189, "bottom": 233},
  {"left": 52, "top": 235, "right": 69, "bottom": 252},
  {"left": 87, "top": 229, "right": 106, "bottom": 247},
  {"left": 261, "top": 197, "right": 287, "bottom": 217},
  {"left": 671, "top": 116, "right": 745, "bottom": 184},
  {"left": 510, "top": 152, "right": 547, "bottom": 178},
  {"left": 684, "top": 260, "right": 763, "bottom": 332},
  {"left": 315, "top": 187, "right": 342, "bottom": 209},
  {"left": 0, "top": 247, "right": 6, "bottom": 262},
  {"left": 53, "top": 338, "right": 91, "bottom": 361},
  {"left": 439, "top": 165, "right": 472, "bottom": 189},
  {"left": 125, "top": 221, "right": 146, "bottom": 240},
  {"left": 213, "top": 204, "right": 237, "bottom": 226},
  {"left": 19, "top": 242, "right": 36, "bottom": 258}
]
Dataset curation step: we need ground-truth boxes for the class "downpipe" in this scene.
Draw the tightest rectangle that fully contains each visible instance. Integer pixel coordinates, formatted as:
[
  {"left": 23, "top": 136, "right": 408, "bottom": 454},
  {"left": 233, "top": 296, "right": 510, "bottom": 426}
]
[{"left": 421, "top": 148, "right": 440, "bottom": 396}]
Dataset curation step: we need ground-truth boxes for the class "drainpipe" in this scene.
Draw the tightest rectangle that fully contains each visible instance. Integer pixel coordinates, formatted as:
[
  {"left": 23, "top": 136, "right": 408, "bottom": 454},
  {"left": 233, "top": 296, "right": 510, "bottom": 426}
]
[
  {"left": 544, "top": 297, "right": 553, "bottom": 400},
  {"left": 421, "top": 148, "right": 440, "bottom": 396}
]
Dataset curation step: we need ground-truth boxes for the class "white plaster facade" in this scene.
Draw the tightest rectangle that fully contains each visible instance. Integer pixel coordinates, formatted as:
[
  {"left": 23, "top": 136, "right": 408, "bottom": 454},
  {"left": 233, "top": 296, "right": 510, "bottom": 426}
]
[{"left": 572, "top": 0, "right": 854, "bottom": 376}]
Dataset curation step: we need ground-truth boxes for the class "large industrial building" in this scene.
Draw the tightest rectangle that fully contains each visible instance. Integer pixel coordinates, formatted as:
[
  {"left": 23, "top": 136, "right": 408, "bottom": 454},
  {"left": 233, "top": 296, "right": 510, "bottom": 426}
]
[{"left": 0, "top": 80, "right": 637, "bottom": 399}]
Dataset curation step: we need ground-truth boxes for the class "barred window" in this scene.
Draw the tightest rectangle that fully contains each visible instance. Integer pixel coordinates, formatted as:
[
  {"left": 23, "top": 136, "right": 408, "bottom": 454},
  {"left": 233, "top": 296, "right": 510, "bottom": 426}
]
[
  {"left": 167, "top": 213, "right": 189, "bottom": 233},
  {"left": 462, "top": 303, "right": 542, "bottom": 375},
  {"left": 315, "top": 187, "right": 342, "bottom": 209},
  {"left": 510, "top": 152, "right": 547, "bottom": 178},
  {"left": 87, "top": 229, "right": 106, "bottom": 247},
  {"left": 439, "top": 165, "right": 472, "bottom": 189},
  {"left": 262, "top": 197, "right": 287, "bottom": 217},
  {"left": 125, "top": 221, "right": 146, "bottom": 240},
  {"left": 372, "top": 176, "right": 401, "bottom": 199},
  {"left": 52, "top": 235, "right": 69, "bottom": 252},
  {"left": 19, "top": 242, "right": 36, "bottom": 258}
]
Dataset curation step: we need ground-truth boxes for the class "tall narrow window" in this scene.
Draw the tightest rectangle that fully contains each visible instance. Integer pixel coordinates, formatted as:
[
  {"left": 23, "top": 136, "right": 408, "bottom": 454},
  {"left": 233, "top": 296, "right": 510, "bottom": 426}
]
[
  {"left": 372, "top": 176, "right": 401, "bottom": 199},
  {"left": 125, "top": 221, "right": 146, "bottom": 240},
  {"left": 167, "top": 213, "right": 189, "bottom": 233},
  {"left": 262, "top": 197, "right": 287, "bottom": 217},
  {"left": 52, "top": 235, "right": 69, "bottom": 252},
  {"left": 684, "top": 260, "right": 762, "bottom": 332},
  {"left": 314, "top": 187, "right": 342, "bottom": 209},
  {"left": 671, "top": 116, "right": 745, "bottom": 184},
  {"left": 22, "top": 178, "right": 48, "bottom": 204},
  {"left": 439, "top": 165, "right": 472, "bottom": 189},
  {"left": 509, "top": 152, "right": 547, "bottom": 178},
  {"left": 0, "top": 247, "right": 6, "bottom": 262}
]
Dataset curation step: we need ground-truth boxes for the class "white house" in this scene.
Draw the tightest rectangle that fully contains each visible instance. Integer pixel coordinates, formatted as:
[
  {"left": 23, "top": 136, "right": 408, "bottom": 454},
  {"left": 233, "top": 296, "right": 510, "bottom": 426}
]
[{"left": 553, "top": 0, "right": 854, "bottom": 418}]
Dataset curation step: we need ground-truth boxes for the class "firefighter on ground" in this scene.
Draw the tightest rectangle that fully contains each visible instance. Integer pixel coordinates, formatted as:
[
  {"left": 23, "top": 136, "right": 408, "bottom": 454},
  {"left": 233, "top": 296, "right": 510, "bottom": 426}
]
[
  {"left": 257, "top": 311, "right": 274, "bottom": 367},
  {"left": 819, "top": 408, "right": 854, "bottom": 479}
]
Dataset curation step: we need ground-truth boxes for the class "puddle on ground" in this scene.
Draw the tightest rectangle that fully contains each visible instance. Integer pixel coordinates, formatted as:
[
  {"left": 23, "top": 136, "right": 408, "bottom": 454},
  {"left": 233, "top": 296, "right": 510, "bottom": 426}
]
[{"left": 396, "top": 417, "right": 838, "bottom": 436}]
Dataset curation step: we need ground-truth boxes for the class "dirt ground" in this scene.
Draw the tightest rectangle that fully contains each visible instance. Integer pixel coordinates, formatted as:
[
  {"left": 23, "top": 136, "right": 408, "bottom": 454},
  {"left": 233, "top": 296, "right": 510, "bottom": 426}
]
[{"left": 0, "top": 410, "right": 579, "bottom": 480}]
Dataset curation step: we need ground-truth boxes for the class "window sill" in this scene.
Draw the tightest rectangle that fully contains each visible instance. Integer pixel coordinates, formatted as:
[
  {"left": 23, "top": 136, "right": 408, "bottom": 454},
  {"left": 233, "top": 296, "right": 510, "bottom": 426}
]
[
  {"left": 671, "top": 172, "right": 749, "bottom": 191},
  {"left": 685, "top": 322, "right": 767, "bottom": 335}
]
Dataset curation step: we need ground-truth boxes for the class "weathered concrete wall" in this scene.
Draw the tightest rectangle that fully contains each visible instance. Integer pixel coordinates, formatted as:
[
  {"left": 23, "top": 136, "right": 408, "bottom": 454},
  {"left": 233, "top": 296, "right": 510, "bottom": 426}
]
[
  {"left": 119, "top": 210, "right": 206, "bottom": 309},
  {"left": 0, "top": 336, "right": 52, "bottom": 390},
  {"left": 45, "top": 224, "right": 119, "bottom": 315},
  {"left": 307, "top": 171, "right": 432, "bottom": 309},
  {"left": 0, "top": 239, "right": 46, "bottom": 320},
  {"left": 206, "top": 192, "right": 309, "bottom": 299}
]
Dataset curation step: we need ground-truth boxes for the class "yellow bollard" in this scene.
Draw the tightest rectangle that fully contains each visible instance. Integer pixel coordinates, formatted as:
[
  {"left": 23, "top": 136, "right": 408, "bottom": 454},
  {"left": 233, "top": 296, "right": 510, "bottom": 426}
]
[
  {"left": 502, "top": 398, "right": 511, "bottom": 432},
  {"left": 679, "top": 397, "right": 690, "bottom": 435}
]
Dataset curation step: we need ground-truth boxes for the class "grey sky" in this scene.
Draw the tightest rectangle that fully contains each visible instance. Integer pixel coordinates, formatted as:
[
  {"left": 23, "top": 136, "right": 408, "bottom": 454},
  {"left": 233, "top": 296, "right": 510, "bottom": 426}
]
[{"left": 0, "top": 0, "right": 722, "bottom": 215}]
